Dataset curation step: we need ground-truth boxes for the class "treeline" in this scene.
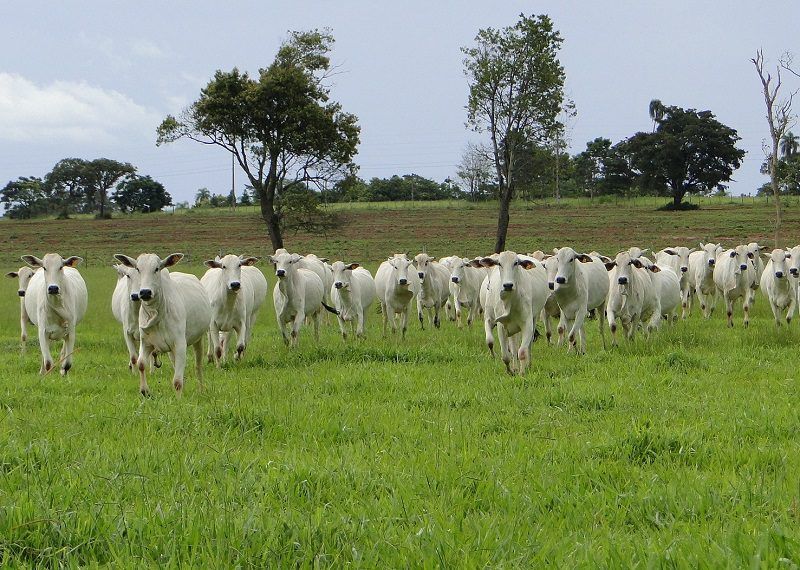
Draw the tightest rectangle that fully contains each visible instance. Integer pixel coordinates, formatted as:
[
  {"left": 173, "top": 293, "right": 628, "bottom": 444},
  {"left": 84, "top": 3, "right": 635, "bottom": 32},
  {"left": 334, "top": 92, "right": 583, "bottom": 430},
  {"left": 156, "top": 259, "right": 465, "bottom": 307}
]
[{"left": 1, "top": 158, "right": 172, "bottom": 219}]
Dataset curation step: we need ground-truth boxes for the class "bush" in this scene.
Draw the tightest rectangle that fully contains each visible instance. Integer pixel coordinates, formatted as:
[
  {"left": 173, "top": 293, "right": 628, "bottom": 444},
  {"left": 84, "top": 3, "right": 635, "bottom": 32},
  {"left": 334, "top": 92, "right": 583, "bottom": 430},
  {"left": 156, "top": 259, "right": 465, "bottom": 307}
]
[{"left": 656, "top": 201, "right": 699, "bottom": 211}]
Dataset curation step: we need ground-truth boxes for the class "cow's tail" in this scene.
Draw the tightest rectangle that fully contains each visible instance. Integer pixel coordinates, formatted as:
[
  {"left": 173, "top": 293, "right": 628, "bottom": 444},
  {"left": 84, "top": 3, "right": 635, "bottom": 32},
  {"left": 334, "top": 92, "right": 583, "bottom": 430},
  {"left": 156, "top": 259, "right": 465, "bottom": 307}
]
[{"left": 322, "top": 302, "right": 340, "bottom": 315}]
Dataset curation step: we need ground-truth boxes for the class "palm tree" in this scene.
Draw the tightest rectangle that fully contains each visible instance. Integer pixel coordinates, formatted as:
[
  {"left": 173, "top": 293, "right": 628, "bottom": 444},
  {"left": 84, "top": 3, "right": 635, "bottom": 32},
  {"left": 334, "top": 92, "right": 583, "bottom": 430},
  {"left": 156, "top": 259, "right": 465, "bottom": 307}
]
[
  {"left": 649, "top": 99, "right": 666, "bottom": 131},
  {"left": 780, "top": 131, "right": 799, "bottom": 159}
]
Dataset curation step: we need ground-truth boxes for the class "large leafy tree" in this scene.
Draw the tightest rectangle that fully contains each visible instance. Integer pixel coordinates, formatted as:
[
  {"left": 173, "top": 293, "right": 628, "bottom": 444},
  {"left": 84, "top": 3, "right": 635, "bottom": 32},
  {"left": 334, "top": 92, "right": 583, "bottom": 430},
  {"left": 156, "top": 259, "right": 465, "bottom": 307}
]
[
  {"left": 463, "top": 14, "right": 567, "bottom": 252},
  {"left": 573, "top": 137, "right": 635, "bottom": 198},
  {"left": 43, "top": 158, "right": 91, "bottom": 217},
  {"left": 623, "top": 106, "right": 745, "bottom": 208},
  {"left": 112, "top": 175, "right": 172, "bottom": 213},
  {"left": 82, "top": 158, "right": 136, "bottom": 219},
  {"left": 157, "top": 29, "right": 360, "bottom": 250},
  {"left": 0, "top": 177, "right": 48, "bottom": 219}
]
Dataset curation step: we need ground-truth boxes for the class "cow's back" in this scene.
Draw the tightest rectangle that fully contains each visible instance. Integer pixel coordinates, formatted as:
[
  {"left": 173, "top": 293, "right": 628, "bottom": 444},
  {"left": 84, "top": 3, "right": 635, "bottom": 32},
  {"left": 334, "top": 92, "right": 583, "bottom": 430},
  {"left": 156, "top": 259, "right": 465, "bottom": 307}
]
[
  {"left": 242, "top": 266, "right": 268, "bottom": 313},
  {"left": 172, "top": 272, "right": 212, "bottom": 346}
]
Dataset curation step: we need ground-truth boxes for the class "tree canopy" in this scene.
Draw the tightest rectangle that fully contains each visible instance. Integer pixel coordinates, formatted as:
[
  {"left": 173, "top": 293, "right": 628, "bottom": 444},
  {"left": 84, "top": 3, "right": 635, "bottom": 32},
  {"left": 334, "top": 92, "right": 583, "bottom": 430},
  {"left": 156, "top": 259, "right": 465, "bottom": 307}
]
[
  {"left": 157, "top": 29, "right": 360, "bottom": 250},
  {"left": 623, "top": 106, "right": 745, "bottom": 208},
  {"left": 112, "top": 175, "right": 172, "bottom": 213},
  {"left": 463, "top": 14, "right": 567, "bottom": 252}
]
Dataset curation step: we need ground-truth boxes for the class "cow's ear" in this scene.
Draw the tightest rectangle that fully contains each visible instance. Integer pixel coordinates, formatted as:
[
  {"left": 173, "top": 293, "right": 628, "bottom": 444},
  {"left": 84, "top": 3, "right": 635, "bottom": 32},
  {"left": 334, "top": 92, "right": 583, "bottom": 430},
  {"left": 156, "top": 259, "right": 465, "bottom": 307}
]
[
  {"left": 518, "top": 259, "right": 535, "bottom": 270},
  {"left": 240, "top": 256, "right": 259, "bottom": 266},
  {"left": 649, "top": 265, "right": 661, "bottom": 273},
  {"left": 268, "top": 256, "right": 277, "bottom": 265},
  {"left": 688, "top": 248, "right": 697, "bottom": 254},
  {"left": 468, "top": 260, "right": 483, "bottom": 268},
  {"left": 161, "top": 253, "right": 184, "bottom": 269},
  {"left": 663, "top": 249, "right": 677, "bottom": 256},
  {"left": 346, "top": 263, "right": 360, "bottom": 270},
  {"left": 480, "top": 257, "right": 498, "bottom": 268},
  {"left": 290, "top": 253, "right": 302, "bottom": 263},
  {"left": 576, "top": 254, "right": 593, "bottom": 263},
  {"left": 204, "top": 259, "right": 222, "bottom": 269},
  {"left": 318, "top": 258, "right": 329, "bottom": 263},
  {"left": 114, "top": 254, "right": 137, "bottom": 268},
  {"left": 21, "top": 255, "right": 43, "bottom": 268},
  {"left": 5, "top": 271, "right": 18, "bottom": 278},
  {"left": 604, "top": 261, "right": 617, "bottom": 271},
  {"left": 552, "top": 247, "right": 560, "bottom": 254},
  {"left": 62, "top": 256, "right": 82, "bottom": 268},
  {"left": 631, "top": 259, "right": 644, "bottom": 269}
]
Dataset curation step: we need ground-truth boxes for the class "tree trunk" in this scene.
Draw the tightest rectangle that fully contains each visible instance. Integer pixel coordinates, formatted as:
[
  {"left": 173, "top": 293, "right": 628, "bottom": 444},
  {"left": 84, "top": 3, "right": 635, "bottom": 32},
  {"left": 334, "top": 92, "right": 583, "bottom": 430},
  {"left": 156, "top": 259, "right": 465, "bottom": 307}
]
[
  {"left": 259, "top": 188, "right": 283, "bottom": 251},
  {"left": 494, "top": 183, "right": 512, "bottom": 253},
  {"left": 99, "top": 189, "right": 106, "bottom": 218},
  {"left": 770, "top": 153, "right": 782, "bottom": 247}
]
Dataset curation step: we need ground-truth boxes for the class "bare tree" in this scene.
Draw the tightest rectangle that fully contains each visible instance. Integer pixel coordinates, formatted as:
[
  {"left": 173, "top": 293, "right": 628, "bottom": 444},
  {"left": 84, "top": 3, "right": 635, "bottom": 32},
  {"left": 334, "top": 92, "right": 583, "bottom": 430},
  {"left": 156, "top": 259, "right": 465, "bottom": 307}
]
[
  {"left": 456, "top": 142, "right": 494, "bottom": 201},
  {"left": 752, "top": 49, "right": 798, "bottom": 246}
]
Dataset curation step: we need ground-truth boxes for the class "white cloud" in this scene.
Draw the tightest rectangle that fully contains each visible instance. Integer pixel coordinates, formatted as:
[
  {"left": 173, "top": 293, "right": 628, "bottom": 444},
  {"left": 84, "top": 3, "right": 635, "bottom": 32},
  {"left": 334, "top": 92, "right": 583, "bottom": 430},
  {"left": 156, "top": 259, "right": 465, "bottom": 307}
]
[
  {"left": 0, "top": 73, "right": 160, "bottom": 143},
  {"left": 130, "top": 39, "right": 166, "bottom": 59}
]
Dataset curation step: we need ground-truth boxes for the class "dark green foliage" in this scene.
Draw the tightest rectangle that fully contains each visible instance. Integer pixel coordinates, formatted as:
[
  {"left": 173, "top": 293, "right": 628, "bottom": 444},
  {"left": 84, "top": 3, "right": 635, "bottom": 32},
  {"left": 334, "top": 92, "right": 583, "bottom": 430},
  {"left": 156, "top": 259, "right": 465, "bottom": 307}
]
[
  {"left": 112, "top": 175, "right": 172, "bottom": 213},
  {"left": 0, "top": 177, "right": 48, "bottom": 219}
]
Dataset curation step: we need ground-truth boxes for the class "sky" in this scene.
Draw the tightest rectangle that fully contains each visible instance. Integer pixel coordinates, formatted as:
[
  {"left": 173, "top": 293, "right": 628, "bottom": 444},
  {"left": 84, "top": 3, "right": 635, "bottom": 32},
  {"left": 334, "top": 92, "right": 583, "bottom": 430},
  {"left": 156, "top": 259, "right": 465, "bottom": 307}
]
[{"left": 1, "top": 0, "right": 798, "bottom": 205}]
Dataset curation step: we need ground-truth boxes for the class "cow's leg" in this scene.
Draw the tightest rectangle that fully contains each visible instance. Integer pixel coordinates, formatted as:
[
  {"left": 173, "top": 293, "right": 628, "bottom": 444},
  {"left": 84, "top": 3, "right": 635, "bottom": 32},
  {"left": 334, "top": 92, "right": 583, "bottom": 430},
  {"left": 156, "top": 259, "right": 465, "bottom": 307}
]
[
  {"left": 125, "top": 331, "right": 138, "bottom": 371},
  {"left": 290, "top": 314, "right": 304, "bottom": 348},
  {"left": 433, "top": 303, "right": 441, "bottom": 329},
  {"left": 277, "top": 315, "right": 290, "bottom": 346},
  {"left": 570, "top": 310, "right": 587, "bottom": 354},
  {"left": 193, "top": 339, "right": 204, "bottom": 391},
  {"left": 172, "top": 342, "right": 187, "bottom": 395},
  {"left": 743, "top": 292, "right": 753, "bottom": 328},
  {"left": 356, "top": 308, "right": 367, "bottom": 339},
  {"left": 607, "top": 309, "right": 618, "bottom": 347},
  {"left": 137, "top": 340, "right": 154, "bottom": 396},
  {"left": 557, "top": 313, "right": 567, "bottom": 348},
  {"left": 19, "top": 305, "right": 27, "bottom": 346},
  {"left": 400, "top": 305, "right": 409, "bottom": 339},
  {"left": 517, "top": 326, "right": 535, "bottom": 375},
  {"left": 597, "top": 303, "right": 607, "bottom": 350},
  {"left": 60, "top": 325, "right": 77, "bottom": 376},
  {"left": 484, "top": 314, "right": 495, "bottom": 356},
  {"left": 725, "top": 295, "right": 734, "bottom": 328},
  {"left": 543, "top": 311, "right": 553, "bottom": 344},
  {"left": 234, "top": 320, "right": 246, "bottom": 361},
  {"left": 37, "top": 326, "right": 52, "bottom": 375},
  {"left": 497, "top": 325, "right": 513, "bottom": 374},
  {"left": 787, "top": 296, "right": 796, "bottom": 325},
  {"left": 417, "top": 298, "right": 424, "bottom": 330},
  {"left": 209, "top": 323, "right": 222, "bottom": 367},
  {"left": 380, "top": 302, "right": 389, "bottom": 338}
]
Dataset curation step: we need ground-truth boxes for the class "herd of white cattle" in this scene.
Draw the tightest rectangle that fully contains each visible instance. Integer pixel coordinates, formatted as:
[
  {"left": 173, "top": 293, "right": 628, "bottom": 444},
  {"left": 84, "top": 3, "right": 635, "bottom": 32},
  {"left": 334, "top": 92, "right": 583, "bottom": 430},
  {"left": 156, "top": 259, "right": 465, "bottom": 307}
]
[{"left": 5, "top": 242, "right": 799, "bottom": 394}]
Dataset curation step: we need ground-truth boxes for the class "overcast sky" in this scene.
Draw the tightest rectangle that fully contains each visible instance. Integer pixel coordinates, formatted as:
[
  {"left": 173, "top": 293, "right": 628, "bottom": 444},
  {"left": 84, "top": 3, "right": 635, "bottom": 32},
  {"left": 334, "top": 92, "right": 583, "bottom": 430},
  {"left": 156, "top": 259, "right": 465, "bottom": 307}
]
[{"left": 2, "top": 1, "right": 798, "bottom": 204}]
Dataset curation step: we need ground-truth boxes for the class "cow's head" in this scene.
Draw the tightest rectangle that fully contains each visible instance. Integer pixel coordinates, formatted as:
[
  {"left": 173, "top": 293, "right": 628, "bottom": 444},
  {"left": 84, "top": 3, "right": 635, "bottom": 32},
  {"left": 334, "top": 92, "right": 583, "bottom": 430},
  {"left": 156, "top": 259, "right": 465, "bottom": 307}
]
[
  {"left": 604, "top": 251, "right": 649, "bottom": 292},
  {"left": 21, "top": 253, "right": 82, "bottom": 297},
  {"left": 769, "top": 248, "right": 790, "bottom": 279},
  {"left": 387, "top": 254, "right": 414, "bottom": 287},
  {"left": 787, "top": 246, "right": 800, "bottom": 278},
  {"left": 698, "top": 242, "right": 723, "bottom": 269},
  {"left": 479, "top": 251, "right": 535, "bottom": 294},
  {"left": 551, "top": 246, "right": 593, "bottom": 290},
  {"left": 205, "top": 254, "right": 258, "bottom": 292},
  {"left": 331, "top": 261, "right": 360, "bottom": 291},
  {"left": 113, "top": 263, "right": 142, "bottom": 302},
  {"left": 413, "top": 253, "right": 436, "bottom": 282},
  {"left": 450, "top": 257, "right": 473, "bottom": 285},
  {"left": 6, "top": 266, "right": 35, "bottom": 297},
  {"left": 662, "top": 246, "right": 695, "bottom": 274},
  {"left": 114, "top": 252, "right": 183, "bottom": 303},
  {"left": 728, "top": 245, "right": 750, "bottom": 275},
  {"left": 268, "top": 252, "right": 301, "bottom": 279}
]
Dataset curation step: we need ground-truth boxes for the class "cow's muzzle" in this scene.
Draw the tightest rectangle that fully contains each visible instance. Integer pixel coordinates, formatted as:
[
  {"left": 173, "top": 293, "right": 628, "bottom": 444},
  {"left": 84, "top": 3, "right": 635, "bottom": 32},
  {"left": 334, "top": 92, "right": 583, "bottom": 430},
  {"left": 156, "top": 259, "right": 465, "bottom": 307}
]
[
  {"left": 47, "top": 285, "right": 59, "bottom": 295},
  {"left": 502, "top": 282, "right": 514, "bottom": 291},
  {"left": 335, "top": 282, "right": 343, "bottom": 289},
  {"left": 130, "top": 293, "right": 140, "bottom": 302},
  {"left": 229, "top": 281, "right": 241, "bottom": 291},
  {"left": 276, "top": 269, "right": 286, "bottom": 278},
  {"left": 618, "top": 277, "right": 628, "bottom": 285},
  {"left": 17, "top": 290, "right": 25, "bottom": 297},
  {"left": 451, "top": 276, "right": 459, "bottom": 283},
  {"left": 139, "top": 288, "right": 153, "bottom": 301},
  {"left": 556, "top": 276, "right": 566, "bottom": 285}
]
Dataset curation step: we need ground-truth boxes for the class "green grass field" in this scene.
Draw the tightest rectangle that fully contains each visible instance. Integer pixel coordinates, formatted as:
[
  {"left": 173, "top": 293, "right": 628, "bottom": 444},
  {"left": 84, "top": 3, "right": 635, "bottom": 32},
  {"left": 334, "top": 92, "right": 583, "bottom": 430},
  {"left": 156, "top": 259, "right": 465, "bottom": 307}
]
[{"left": 2, "top": 200, "right": 800, "bottom": 566}]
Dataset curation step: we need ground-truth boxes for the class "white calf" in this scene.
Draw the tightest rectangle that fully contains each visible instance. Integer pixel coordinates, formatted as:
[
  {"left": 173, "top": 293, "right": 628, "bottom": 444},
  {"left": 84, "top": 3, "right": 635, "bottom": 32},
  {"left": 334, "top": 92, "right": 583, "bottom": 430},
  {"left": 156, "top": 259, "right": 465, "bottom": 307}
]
[
  {"left": 330, "top": 261, "right": 376, "bottom": 339},
  {"left": 270, "top": 252, "right": 329, "bottom": 348},
  {"left": 413, "top": 253, "right": 451, "bottom": 329},
  {"left": 656, "top": 247, "right": 695, "bottom": 318},
  {"left": 22, "top": 254, "right": 88, "bottom": 375},
  {"left": 547, "top": 247, "right": 609, "bottom": 353},
  {"left": 639, "top": 258, "right": 681, "bottom": 323},
  {"left": 713, "top": 245, "right": 753, "bottom": 328},
  {"left": 5, "top": 266, "right": 36, "bottom": 345},
  {"left": 760, "top": 248, "right": 795, "bottom": 326},
  {"left": 688, "top": 243, "right": 722, "bottom": 318},
  {"left": 375, "top": 254, "right": 420, "bottom": 338},
  {"left": 448, "top": 258, "right": 485, "bottom": 327},
  {"left": 115, "top": 253, "right": 211, "bottom": 395},
  {"left": 479, "top": 251, "right": 548, "bottom": 375},
  {"left": 202, "top": 254, "right": 268, "bottom": 365},
  {"left": 604, "top": 251, "right": 660, "bottom": 346}
]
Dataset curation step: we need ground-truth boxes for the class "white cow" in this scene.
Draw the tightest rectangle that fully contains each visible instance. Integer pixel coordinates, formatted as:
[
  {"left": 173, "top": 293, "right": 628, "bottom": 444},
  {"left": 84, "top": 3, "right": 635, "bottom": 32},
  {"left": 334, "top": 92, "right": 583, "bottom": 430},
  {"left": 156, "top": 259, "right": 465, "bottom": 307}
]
[
  {"left": 201, "top": 254, "right": 268, "bottom": 365},
  {"left": 448, "top": 257, "right": 485, "bottom": 327},
  {"left": 760, "top": 248, "right": 795, "bottom": 326},
  {"left": 688, "top": 243, "right": 722, "bottom": 318},
  {"left": 112, "top": 264, "right": 142, "bottom": 370},
  {"left": 413, "top": 253, "right": 451, "bottom": 329},
  {"left": 656, "top": 247, "right": 695, "bottom": 319},
  {"left": 22, "top": 254, "right": 88, "bottom": 375},
  {"left": 639, "top": 258, "right": 681, "bottom": 323},
  {"left": 604, "top": 251, "right": 660, "bottom": 346},
  {"left": 270, "top": 251, "right": 329, "bottom": 348},
  {"left": 547, "top": 247, "right": 609, "bottom": 353},
  {"left": 744, "top": 242, "right": 767, "bottom": 312},
  {"left": 479, "top": 251, "right": 548, "bottom": 375},
  {"left": 438, "top": 255, "right": 462, "bottom": 321},
  {"left": 375, "top": 253, "right": 420, "bottom": 338},
  {"left": 713, "top": 245, "right": 754, "bottom": 328},
  {"left": 5, "top": 265, "right": 36, "bottom": 346},
  {"left": 115, "top": 253, "right": 211, "bottom": 395},
  {"left": 330, "top": 261, "right": 376, "bottom": 339}
]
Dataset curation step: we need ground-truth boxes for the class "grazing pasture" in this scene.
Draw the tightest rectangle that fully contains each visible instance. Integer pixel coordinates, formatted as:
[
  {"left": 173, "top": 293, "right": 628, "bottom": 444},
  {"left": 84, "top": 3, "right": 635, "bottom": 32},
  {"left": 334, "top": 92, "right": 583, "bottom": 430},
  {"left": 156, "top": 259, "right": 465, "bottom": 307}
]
[{"left": 1, "top": 199, "right": 800, "bottom": 566}]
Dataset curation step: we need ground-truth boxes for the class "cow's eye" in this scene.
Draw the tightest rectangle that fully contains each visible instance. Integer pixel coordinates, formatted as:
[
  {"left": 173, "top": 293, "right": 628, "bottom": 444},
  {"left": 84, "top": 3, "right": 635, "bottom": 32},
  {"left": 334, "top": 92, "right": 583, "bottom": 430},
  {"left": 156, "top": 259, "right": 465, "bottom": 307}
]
[
  {"left": 154, "top": 268, "right": 159, "bottom": 273},
  {"left": 222, "top": 266, "right": 226, "bottom": 270}
]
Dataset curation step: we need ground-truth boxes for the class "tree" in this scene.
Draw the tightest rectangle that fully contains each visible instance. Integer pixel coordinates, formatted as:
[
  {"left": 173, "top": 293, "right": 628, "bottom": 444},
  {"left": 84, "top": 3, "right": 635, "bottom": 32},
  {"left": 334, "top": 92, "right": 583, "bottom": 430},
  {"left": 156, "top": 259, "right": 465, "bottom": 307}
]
[
  {"left": 43, "top": 158, "right": 91, "bottom": 217},
  {"left": 112, "top": 175, "right": 172, "bottom": 213},
  {"left": 194, "top": 188, "right": 212, "bottom": 207},
  {"left": 81, "top": 158, "right": 136, "bottom": 218},
  {"left": 463, "top": 14, "right": 567, "bottom": 252},
  {"left": 752, "top": 49, "right": 797, "bottom": 245},
  {"left": 1, "top": 177, "right": 48, "bottom": 219},
  {"left": 780, "top": 131, "right": 798, "bottom": 158},
  {"left": 649, "top": 99, "right": 666, "bottom": 132},
  {"left": 157, "top": 29, "right": 360, "bottom": 250},
  {"left": 456, "top": 142, "right": 494, "bottom": 201},
  {"left": 623, "top": 106, "right": 745, "bottom": 208}
]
